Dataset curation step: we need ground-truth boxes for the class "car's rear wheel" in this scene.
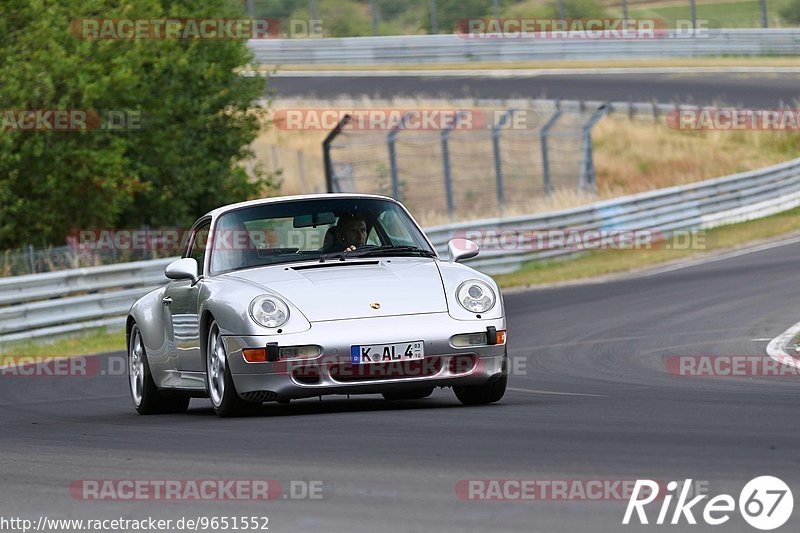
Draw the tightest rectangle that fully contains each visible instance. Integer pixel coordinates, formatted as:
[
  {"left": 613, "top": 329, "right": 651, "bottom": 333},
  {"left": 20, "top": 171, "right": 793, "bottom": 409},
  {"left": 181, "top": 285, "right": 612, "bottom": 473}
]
[
  {"left": 206, "top": 321, "right": 254, "bottom": 417},
  {"left": 129, "top": 324, "right": 190, "bottom": 415},
  {"left": 382, "top": 387, "right": 434, "bottom": 401},
  {"left": 453, "top": 355, "right": 508, "bottom": 406}
]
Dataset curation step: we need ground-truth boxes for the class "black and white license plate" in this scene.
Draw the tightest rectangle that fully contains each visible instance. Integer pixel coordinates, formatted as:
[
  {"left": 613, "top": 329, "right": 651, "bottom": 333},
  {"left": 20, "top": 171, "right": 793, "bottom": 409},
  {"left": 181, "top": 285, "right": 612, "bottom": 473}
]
[{"left": 350, "top": 341, "right": 424, "bottom": 364}]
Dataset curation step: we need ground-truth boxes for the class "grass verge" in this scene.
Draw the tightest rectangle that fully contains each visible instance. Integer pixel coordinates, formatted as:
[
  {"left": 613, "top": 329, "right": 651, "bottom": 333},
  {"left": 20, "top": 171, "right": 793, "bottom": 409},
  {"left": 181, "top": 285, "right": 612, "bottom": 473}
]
[
  {"left": 494, "top": 206, "right": 800, "bottom": 288},
  {"left": 0, "top": 327, "right": 125, "bottom": 361}
]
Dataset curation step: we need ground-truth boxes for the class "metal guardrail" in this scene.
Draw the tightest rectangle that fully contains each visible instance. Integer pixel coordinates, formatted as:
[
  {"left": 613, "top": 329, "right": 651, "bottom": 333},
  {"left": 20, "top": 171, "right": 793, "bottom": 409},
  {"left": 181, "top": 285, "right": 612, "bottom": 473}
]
[
  {"left": 247, "top": 29, "right": 800, "bottom": 65},
  {"left": 3, "top": 155, "right": 800, "bottom": 343},
  {"left": 426, "top": 157, "right": 800, "bottom": 272},
  {"left": 0, "top": 258, "right": 175, "bottom": 343}
]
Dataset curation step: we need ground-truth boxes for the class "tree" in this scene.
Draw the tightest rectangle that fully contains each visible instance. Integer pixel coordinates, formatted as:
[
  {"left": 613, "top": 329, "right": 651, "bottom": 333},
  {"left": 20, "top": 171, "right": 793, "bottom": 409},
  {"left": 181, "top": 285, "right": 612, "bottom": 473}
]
[
  {"left": 0, "top": 0, "right": 271, "bottom": 249},
  {"left": 780, "top": 0, "right": 800, "bottom": 24}
]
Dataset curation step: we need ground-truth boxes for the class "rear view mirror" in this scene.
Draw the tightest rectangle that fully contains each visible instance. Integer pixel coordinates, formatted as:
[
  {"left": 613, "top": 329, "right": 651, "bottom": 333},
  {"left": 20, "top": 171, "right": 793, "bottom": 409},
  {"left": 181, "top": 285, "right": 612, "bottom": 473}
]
[
  {"left": 294, "top": 212, "right": 336, "bottom": 228},
  {"left": 448, "top": 238, "right": 480, "bottom": 263},
  {"left": 165, "top": 258, "right": 199, "bottom": 282}
]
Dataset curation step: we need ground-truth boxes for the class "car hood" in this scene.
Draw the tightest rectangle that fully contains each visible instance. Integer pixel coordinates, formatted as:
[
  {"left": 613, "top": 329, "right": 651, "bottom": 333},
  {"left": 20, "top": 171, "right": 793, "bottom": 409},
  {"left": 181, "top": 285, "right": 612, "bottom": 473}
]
[{"left": 224, "top": 258, "right": 447, "bottom": 322}]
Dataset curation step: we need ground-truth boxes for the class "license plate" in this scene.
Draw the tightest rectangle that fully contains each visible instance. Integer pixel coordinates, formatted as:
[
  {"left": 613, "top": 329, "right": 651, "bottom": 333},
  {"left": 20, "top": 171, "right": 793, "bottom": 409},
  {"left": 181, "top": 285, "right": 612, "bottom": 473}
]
[{"left": 351, "top": 341, "right": 424, "bottom": 364}]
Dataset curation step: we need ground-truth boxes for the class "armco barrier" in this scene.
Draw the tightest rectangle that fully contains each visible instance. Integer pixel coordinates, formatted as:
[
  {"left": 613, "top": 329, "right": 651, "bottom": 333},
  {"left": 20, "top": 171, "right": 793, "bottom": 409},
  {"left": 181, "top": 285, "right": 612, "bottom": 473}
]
[
  {"left": 0, "top": 258, "right": 175, "bottom": 343},
  {"left": 2, "top": 156, "right": 800, "bottom": 342},
  {"left": 246, "top": 29, "right": 800, "bottom": 65}
]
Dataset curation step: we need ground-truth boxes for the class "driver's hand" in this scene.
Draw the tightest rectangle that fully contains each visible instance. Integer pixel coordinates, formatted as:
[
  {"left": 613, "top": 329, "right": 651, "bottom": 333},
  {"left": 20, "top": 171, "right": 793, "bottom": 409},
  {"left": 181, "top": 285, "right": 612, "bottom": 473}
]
[{"left": 345, "top": 245, "right": 357, "bottom": 252}]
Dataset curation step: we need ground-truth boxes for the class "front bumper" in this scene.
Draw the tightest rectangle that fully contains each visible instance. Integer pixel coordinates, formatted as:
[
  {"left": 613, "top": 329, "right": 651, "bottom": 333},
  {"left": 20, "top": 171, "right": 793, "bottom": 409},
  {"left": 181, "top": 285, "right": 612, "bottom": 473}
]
[{"left": 222, "top": 312, "right": 506, "bottom": 402}]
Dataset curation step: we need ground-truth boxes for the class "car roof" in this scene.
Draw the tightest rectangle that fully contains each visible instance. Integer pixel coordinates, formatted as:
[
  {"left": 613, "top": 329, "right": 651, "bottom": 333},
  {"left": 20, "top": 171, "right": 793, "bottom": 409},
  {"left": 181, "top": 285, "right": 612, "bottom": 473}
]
[{"left": 203, "top": 193, "right": 399, "bottom": 219}]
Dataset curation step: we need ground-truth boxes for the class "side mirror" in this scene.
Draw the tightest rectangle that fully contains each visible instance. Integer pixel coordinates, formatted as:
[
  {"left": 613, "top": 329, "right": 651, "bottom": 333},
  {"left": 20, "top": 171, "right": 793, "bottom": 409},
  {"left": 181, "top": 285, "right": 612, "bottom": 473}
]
[
  {"left": 165, "top": 258, "right": 199, "bottom": 283},
  {"left": 447, "top": 238, "right": 479, "bottom": 263}
]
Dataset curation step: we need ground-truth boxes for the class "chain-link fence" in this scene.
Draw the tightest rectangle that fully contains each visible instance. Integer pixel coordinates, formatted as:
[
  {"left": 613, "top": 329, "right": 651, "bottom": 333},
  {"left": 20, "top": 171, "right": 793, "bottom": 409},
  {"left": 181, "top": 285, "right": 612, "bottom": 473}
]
[
  {"left": 327, "top": 100, "right": 608, "bottom": 221},
  {"left": 0, "top": 241, "right": 177, "bottom": 277}
]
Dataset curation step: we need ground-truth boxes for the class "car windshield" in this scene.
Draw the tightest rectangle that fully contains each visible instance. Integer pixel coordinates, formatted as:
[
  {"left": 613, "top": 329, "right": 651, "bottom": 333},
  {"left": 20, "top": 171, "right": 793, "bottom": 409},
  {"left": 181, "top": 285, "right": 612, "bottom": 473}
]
[{"left": 209, "top": 197, "right": 435, "bottom": 275}]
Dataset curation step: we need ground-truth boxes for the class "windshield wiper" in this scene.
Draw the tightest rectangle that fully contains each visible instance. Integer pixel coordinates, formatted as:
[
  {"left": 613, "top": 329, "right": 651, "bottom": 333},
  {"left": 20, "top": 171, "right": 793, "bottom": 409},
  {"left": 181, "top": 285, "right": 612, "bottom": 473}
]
[
  {"left": 319, "top": 245, "right": 436, "bottom": 262},
  {"left": 346, "top": 245, "right": 437, "bottom": 259}
]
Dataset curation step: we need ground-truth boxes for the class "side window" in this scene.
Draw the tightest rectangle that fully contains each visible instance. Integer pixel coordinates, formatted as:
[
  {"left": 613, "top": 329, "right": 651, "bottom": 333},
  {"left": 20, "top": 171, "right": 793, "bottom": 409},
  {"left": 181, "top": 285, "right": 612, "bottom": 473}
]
[
  {"left": 377, "top": 210, "right": 414, "bottom": 245},
  {"left": 189, "top": 222, "right": 211, "bottom": 275},
  {"left": 366, "top": 226, "right": 381, "bottom": 245}
]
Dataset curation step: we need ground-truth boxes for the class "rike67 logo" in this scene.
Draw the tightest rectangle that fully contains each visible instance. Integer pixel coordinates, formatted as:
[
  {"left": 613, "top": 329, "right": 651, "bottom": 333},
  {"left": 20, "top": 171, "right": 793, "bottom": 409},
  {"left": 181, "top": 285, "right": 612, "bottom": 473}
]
[{"left": 623, "top": 477, "right": 793, "bottom": 530}]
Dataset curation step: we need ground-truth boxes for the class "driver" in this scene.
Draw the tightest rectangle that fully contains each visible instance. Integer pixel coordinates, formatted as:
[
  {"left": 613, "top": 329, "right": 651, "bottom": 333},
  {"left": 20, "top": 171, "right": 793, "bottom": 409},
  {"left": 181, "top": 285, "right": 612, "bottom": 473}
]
[{"left": 332, "top": 213, "right": 367, "bottom": 252}]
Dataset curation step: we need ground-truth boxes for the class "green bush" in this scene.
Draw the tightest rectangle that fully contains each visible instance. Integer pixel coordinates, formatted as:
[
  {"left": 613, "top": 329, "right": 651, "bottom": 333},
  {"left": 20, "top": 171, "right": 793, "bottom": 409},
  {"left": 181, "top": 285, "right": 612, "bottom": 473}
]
[
  {"left": 290, "top": 0, "right": 372, "bottom": 37},
  {"left": 0, "top": 0, "right": 272, "bottom": 249},
  {"left": 422, "top": 0, "right": 494, "bottom": 33},
  {"left": 542, "top": 0, "right": 608, "bottom": 19},
  {"left": 780, "top": 0, "right": 800, "bottom": 24}
]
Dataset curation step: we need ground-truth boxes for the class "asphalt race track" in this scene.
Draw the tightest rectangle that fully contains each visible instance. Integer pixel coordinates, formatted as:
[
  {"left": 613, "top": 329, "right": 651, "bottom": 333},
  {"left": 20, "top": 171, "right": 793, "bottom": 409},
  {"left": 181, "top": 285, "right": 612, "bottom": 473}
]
[
  {"left": 1, "top": 240, "right": 799, "bottom": 533},
  {"left": 269, "top": 72, "right": 800, "bottom": 107}
]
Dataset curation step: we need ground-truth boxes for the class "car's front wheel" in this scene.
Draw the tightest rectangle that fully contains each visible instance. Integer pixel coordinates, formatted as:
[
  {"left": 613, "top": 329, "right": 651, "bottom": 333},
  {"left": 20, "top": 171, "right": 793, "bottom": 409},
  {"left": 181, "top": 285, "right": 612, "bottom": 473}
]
[
  {"left": 453, "top": 355, "right": 508, "bottom": 406},
  {"left": 206, "top": 320, "right": 254, "bottom": 417},
  {"left": 129, "top": 324, "right": 190, "bottom": 415}
]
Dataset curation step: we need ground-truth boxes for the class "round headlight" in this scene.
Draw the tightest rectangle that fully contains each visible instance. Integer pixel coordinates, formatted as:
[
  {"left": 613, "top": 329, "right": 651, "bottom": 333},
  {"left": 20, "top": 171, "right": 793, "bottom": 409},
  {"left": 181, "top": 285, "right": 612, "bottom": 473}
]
[
  {"left": 249, "top": 295, "right": 290, "bottom": 328},
  {"left": 456, "top": 280, "right": 496, "bottom": 314}
]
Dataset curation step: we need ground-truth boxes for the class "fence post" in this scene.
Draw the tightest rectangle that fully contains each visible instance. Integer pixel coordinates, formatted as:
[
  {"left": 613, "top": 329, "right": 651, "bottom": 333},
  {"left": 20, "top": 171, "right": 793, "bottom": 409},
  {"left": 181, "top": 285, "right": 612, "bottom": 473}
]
[
  {"left": 440, "top": 112, "right": 468, "bottom": 219},
  {"left": 540, "top": 101, "right": 562, "bottom": 196},
  {"left": 309, "top": 0, "right": 318, "bottom": 21},
  {"left": 492, "top": 109, "right": 519, "bottom": 209},
  {"left": 370, "top": 0, "right": 379, "bottom": 35},
  {"left": 387, "top": 112, "right": 415, "bottom": 201},
  {"left": 323, "top": 114, "right": 352, "bottom": 193},
  {"left": 270, "top": 145, "right": 280, "bottom": 174},
  {"left": 430, "top": 0, "right": 438, "bottom": 33},
  {"left": 579, "top": 104, "right": 609, "bottom": 193},
  {"left": 27, "top": 244, "right": 35, "bottom": 274},
  {"left": 297, "top": 150, "right": 307, "bottom": 192}
]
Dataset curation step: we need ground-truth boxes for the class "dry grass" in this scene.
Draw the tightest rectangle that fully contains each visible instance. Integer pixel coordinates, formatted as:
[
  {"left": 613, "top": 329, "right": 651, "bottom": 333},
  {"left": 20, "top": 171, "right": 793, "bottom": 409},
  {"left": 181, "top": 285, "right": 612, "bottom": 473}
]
[
  {"left": 253, "top": 97, "right": 800, "bottom": 226},
  {"left": 593, "top": 115, "right": 800, "bottom": 196}
]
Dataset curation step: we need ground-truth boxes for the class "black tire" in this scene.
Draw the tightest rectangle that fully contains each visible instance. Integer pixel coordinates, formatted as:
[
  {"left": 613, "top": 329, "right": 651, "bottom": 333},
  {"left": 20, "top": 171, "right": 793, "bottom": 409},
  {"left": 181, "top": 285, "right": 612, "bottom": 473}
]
[
  {"left": 453, "top": 355, "right": 508, "bottom": 406},
  {"left": 205, "top": 320, "right": 255, "bottom": 418},
  {"left": 382, "top": 387, "right": 434, "bottom": 401},
  {"left": 129, "top": 324, "right": 190, "bottom": 415}
]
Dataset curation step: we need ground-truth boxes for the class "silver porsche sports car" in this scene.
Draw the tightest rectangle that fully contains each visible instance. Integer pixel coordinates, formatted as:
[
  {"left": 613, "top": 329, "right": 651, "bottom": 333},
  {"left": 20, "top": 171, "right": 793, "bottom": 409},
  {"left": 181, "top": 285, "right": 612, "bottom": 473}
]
[{"left": 127, "top": 194, "right": 507, "bottom": 416}]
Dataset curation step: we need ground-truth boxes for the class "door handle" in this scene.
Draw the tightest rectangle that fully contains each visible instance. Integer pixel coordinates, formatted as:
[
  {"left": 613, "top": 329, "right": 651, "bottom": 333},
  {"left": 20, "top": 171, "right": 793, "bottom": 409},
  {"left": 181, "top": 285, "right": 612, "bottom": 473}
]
[{"left": 162, "top": 297, "right": 173, "bottom": 307}]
